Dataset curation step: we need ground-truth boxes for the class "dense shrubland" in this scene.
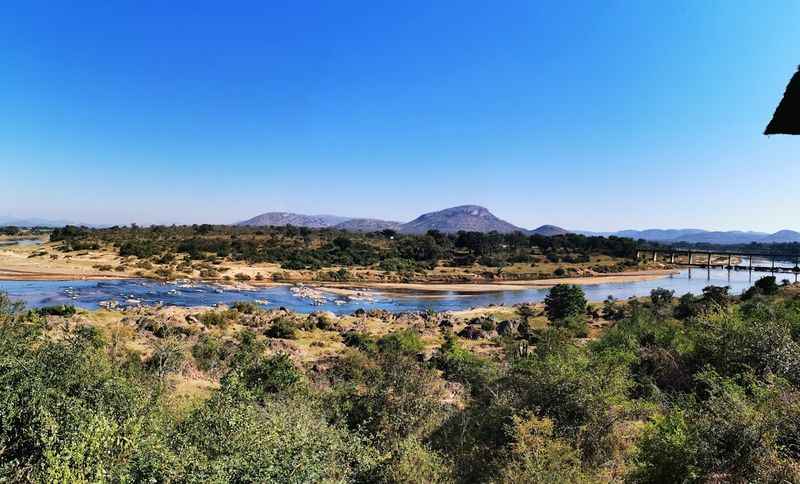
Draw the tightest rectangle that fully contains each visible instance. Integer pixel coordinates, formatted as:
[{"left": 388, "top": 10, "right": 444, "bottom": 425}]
[
  {"left": 50, "top": 224, "right": 641, "bottom": 276},
  {"left": 4, "top": 277, "right": 800, "bottom": 481}
]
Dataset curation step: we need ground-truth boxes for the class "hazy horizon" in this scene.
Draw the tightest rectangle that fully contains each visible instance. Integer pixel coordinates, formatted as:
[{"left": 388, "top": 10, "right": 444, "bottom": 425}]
[
  {"left": 3, "top": 207, "right": 799, "bottom": 235},
  {"left": 3, "top": 1, "right": 800, "bottom": 231}
]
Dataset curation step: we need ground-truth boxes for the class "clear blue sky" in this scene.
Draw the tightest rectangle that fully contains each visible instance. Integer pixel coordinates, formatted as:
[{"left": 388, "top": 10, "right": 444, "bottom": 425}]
[{"left": 2, "top": 1, "right": 799, "bottom": 231}]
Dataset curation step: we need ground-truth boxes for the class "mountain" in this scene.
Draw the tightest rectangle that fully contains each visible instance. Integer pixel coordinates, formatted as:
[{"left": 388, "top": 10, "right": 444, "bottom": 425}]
[
  {"left": 236, "top": 212, "right": 351, "bottom": 228},
  {"left": 577, "top": 228, "right": 800, "bottom": 245},
  {"left": 672, "top": 231, "right": 770, "bottom": 245},
  {"left": 0, "top": 216, "right": 91, "bottom": 227},
  {"left": 531, "top": 225, "right": 570, "bottom": 236},
  {"left": 759, "top": 230, "right": 800, "bottom": 243},
  {"left": 614, "top": 229, "right": 707, "bottom": 241},
  {"left": 398, "top": 205, "right": 525, "bottom": 234},
  {"left": 577, "top": 229, "right": 707, "bottom": 241},
  {"left": 333, "top": 218, "right": 402, "bottom": 232}
]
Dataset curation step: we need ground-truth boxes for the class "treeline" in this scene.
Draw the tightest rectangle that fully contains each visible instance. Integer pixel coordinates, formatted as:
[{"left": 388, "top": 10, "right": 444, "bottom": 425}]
[
  {"left": 50, "top": 224, "right": 640, "bottom": 270},
  {"left": 3, "top": 277, "right": 800, "bottom": 481}
]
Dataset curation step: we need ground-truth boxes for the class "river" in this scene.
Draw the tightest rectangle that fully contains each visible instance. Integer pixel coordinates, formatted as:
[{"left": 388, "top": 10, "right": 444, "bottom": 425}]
[{"left": 1, "top": 264, "right": 797, "bottom": 314}]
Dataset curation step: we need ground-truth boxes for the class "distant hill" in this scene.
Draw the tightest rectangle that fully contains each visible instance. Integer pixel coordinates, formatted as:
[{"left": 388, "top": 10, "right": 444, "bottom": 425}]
[
  {"left": 614, "top": 229, "right": 707, "bottom": 241},
  {"left": 333, "top": 218, "right": 402, "bottom": 232},
  {"left": 673, "top": 231, "right": 770, "bottom": 245},
  {"left": 578, "top": 229, "right": 706, "bottom": 241},
  {"left": 759, "top": 230, "right": 800, "bottom": 243},
  {"left": 236, "top": 212, "right": 351, "bottom": 228},
  {"left": 399, "top": 205, "right": 525, "bottom": 234},
  {"left": 578, "top": 228, "right": 799, "bottom": 245},
  {"left": 0, "top": 216, "right": 92, "bottom": 228},
  {"left": 531, "top": 225, "right": 570, "bottom": 236}
]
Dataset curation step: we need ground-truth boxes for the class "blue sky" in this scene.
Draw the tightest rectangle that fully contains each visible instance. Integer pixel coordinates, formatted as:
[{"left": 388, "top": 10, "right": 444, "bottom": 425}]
[{"left": 2, "top": 1, "right": 799, "bottom": 231}]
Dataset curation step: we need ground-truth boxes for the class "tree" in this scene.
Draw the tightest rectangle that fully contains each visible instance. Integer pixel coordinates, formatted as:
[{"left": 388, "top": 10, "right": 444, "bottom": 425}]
[{"left": 544, "top": 284, "right": 587, "bottom": 321}]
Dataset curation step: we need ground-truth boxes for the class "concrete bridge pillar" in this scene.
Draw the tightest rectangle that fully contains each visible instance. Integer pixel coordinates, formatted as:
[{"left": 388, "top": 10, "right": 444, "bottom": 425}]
[
  {"left": 653, "top": 251, "right": 657, "bottom": 262},
  {"left": 727, "top": 254, "right": 732, "bottom": 269},
  {"left": 688, "top": 251, "right": 693, "bottom": 265},
  {"left": 670, "top": 252, "right": 675, "bottom": 263},
  {"left": 707, "top": 253, "right": 712, "bottom": 268},
  {"left": 749, "top": 255, "right": 753, "bottom": 272}
]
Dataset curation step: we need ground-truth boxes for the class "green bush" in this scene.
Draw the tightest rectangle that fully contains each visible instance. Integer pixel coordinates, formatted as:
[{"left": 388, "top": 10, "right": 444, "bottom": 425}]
[
  {"left": 435, "top": 333, "right": 495, "bottom": 393},
  {"left": 266, "top": 318, "right": 297, "bottom": 339},
  {"left": 34, "top": 304, "right": 77, "bottom": 317},
  {"left": 235, "top": 352, "right": 302, "bottom": 397},
  {"left": 198, "top": 310, "right": 232, "bottom": 327},
  {"left": 498, "top": 415, "right": 587, "bottom": 483},
  {"left": 191, "top": 334, "right": 227, "bottom": 371},
  {"left": 755, "top": 275, "right": 780, "bottom": 296},
  {"left": 342, "top": 331, "right": 379, "bottom": 352},
  {"left": 231, "top": 300, "right": 260, "bottom": 314},
  {"left": 552, "top": 314, "right": 589, "bottom": 338},
  {"left": 650, "top": 287, "right": 674, "bottom": 308},
  {"left": 378, "top": 329, "right": 424, "bottom": 355},
  {"left": 173, "top": 385, "right": 380, "bottom": 482}
]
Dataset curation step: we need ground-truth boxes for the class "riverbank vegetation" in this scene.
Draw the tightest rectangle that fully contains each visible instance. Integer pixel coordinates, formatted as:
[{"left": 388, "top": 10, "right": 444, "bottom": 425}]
[
  {"left": 45, "top": 224, "right": 651, "bottom": 283},
  {"left": 3, "top": 276, "right": 800, "bottom": 481}
]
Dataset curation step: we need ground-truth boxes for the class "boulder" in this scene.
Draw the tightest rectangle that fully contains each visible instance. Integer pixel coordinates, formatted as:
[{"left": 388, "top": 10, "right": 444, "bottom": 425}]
[
  {"left": 497, "top": 319, "right": 519, "bottom": 336},
  {"left": 458, "top": 325, "right": 484, "bottom": 340}
]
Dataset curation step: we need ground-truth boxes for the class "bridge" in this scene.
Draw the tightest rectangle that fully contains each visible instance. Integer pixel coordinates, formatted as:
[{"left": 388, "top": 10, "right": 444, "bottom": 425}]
[{"left": 636, "top": 248, "right": 800, "bottom": 274}]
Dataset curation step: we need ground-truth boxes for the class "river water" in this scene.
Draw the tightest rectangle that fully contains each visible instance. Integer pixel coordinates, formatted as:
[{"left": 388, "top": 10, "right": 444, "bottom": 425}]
[{"left": 1, "top": 263, "right": 797, "bottom": 314}]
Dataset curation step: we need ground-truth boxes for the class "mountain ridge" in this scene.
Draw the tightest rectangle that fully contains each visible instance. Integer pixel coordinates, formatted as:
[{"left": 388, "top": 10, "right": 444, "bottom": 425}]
[
  {"left": 236, "top": 212, "right": 351, "bottom": 228},
  {"left": 235, "top": 208, "right": 800, "bottom": 243}
]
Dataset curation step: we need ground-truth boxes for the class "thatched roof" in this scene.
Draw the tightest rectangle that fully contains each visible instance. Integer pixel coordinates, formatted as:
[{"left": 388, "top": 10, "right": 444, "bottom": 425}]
[{"left": 765, "top": 66, "right": 800, "bottom": 135}]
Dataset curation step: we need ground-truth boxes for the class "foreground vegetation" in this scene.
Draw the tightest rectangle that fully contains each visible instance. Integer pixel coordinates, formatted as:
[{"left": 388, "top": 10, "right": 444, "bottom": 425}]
[
  {"left": 44, "top": 224, "right": 649, "bottom": 283},
  {"left": 4, "top": 276, "right": 800, "bottom": 482}
]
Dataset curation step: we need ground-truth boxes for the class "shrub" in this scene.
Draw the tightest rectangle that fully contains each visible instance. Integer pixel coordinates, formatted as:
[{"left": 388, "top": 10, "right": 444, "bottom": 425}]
[
  {"left": 701, "top": 285, "right": 730, "bottom": 310},
  {"left": 198, "top": 310, "right": 230, "bottom": 327},
  {"left": 199, "top": 268, "right": 219, "bottom": 278},
  {"left": 191, "top": 334, "right": 227, "bottom": 371},
  {"left": 754, "top": 275, "right": 780, "bottom": 296},
  {"left": 155, "top": 268, "right": 174, "bottom": 279},
  {"left": 266, "top": 319, "right": 297, "bottom": 339},
  {"left": 650, "top": 287, "right": 674, "bottom": 308},
  {"left": 674, "top": 293, "right": 700, "bottom": 319},
  {"left": 34, "top": 304, "right": 77, "bottom": 317},
  {"left": 231, "top": 300, "right": 260, "bottom": 314},
  {"left": 236, "top": 352, "right": 301, "bottom": 397},
  {"left": 498, "top": 415, "right": 587, "bottom": 483},
  {"left": 378, "top": 329, "right": 424, "bottom": 355},
  {"left": 435, "top": 333, "right": 494, "bottom": 392},
  {"left": 381, "top": 437, "right": 454, "bottom": 484},
  {"left": 146, "top": 338, "right": 184, "bottom": 379},
  {"left": 342, "top": 331, "right": 378, "bottom": 352},
  {"left": 552, "top": 314, "right": 589, "bottom": 338},
  {"left": 174, "top": 387, "right": 380, "bottom": 482}
]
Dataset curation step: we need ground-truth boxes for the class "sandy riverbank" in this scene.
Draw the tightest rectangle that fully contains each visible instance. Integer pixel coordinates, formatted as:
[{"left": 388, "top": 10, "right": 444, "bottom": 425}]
[
  {"left": 0, "top": 240, "right": 677, "bottom": 294},
  {"left": 314, "top": 269, "right": 679, "bottom": 296}
]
